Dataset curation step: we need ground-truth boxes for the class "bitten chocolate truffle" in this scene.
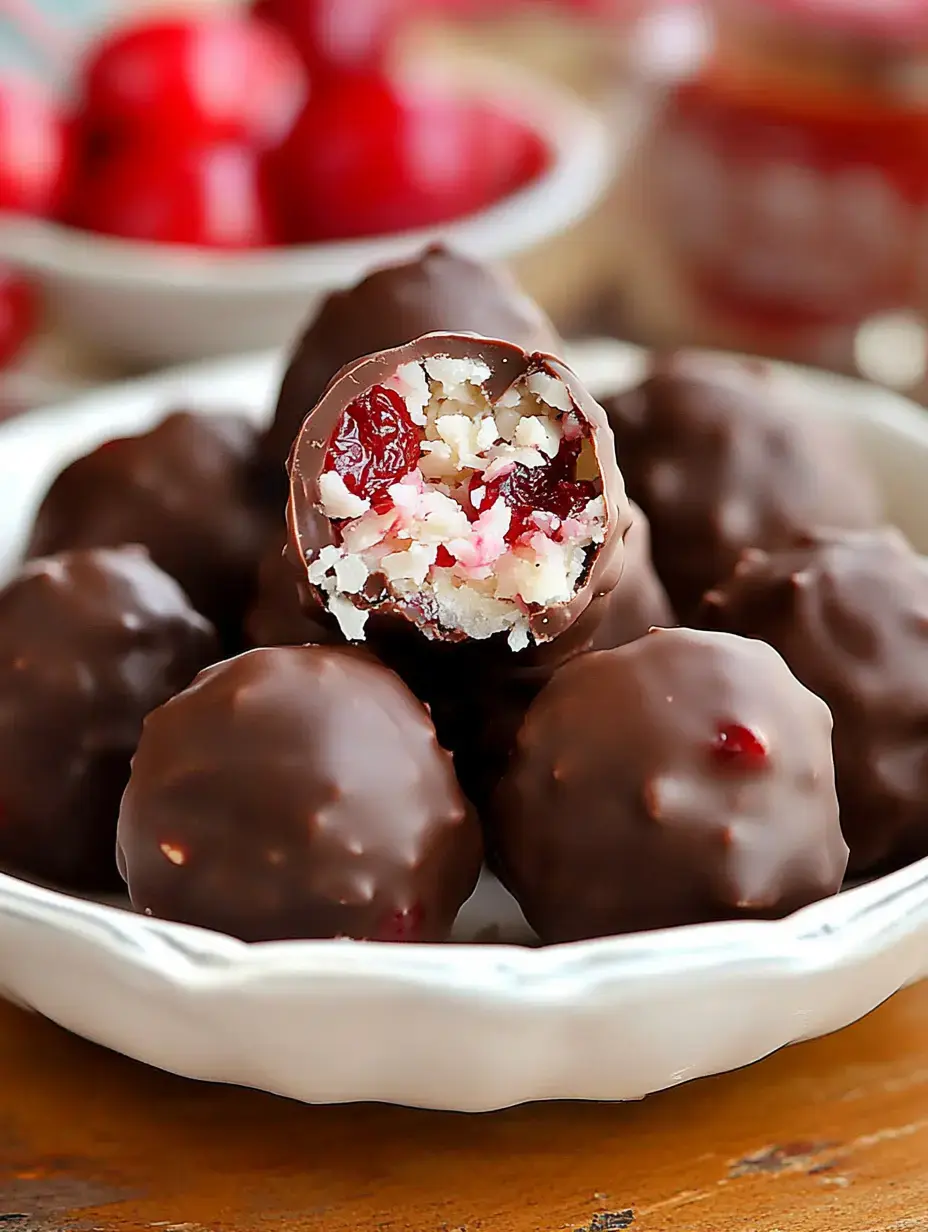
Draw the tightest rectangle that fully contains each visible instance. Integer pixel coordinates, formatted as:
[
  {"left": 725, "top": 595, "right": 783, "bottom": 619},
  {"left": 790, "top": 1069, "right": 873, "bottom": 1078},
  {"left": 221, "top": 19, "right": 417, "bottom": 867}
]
[
  {"left": 604, "top": 353, "right": 882, "bottom": 618},
  {"left": 0, "top": 547, "right": 217, "bottom": 889},
  {"left": 287, "top": 333, "right": 632, "bottom": 655},
  {"left": 260, "top": 244, "right": 561, "bottom": 491},
  {"left": 117, "top": 645, "right": 483, "bottom": 943},
  {"left": 491, "top": 627, "right": 847, "bottom": 943},
  {"left": 27, "top": 411, "right": 272, "bottom": 649},
  {"left": 699, "top": 528, "right": 928, "bottom": 875}
]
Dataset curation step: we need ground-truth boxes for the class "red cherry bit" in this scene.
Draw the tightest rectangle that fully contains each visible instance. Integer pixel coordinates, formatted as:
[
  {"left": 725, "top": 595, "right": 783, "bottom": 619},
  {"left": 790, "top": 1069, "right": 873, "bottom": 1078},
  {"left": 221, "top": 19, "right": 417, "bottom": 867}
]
[
  {"left": 377, "top": 903, "right": 424, "bottom": 942},
  {"left": 324, "top": 385, "right": 420, "bottom": 502},
  {"left": 711, "top": 723, "right": 768, "bottom": 769}
]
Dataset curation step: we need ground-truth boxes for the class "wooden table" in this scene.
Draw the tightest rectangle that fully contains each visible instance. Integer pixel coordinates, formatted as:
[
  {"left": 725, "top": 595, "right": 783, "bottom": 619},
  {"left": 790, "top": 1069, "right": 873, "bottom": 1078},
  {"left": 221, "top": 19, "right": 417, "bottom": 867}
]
[{"left": 2, "top": 983, "right": 928, "bottom": 1231}]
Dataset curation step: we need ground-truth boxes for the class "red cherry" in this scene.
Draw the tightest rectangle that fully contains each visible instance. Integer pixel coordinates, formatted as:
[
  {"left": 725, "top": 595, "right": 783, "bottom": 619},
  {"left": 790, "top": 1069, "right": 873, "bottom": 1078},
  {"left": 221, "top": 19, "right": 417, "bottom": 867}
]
[
  {"left": 272, "top": 75, "right": 538, "bottom": 242},
  {"left": 252, "top": 0, "right": 411, "bottom": 80},
  {"left": 0, "top": 269, "right": 38, "bottom": 368},
  {"left": 711, "top": 723, "right": 768, "bottom": 768},
  {"left": 472, "top": 433, "right": 597, "bottom": 544},
  {"left": 80, "top": 16, "right": 307, "bottom": 151},
  {"left": 467, "top": 100, "right": 549, "bottom": 200},
  {"left": 324, "top": 385, "right": 420, "bottom": 503},
  {"left": 0, "top": 78, "right": 71, "bottom": 216},
  {"left": 68, "top": 141, "right": 277, "bottom": 248},
  {"left": 377, "top": 904, "right": 423, "bottom": 942}
]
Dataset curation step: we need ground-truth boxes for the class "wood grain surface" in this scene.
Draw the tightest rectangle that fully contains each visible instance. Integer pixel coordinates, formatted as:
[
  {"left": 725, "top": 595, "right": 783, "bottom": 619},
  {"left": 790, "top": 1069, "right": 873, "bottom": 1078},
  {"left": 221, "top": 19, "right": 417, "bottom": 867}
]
[{"left": 2, "top": 982, "right": 927, "bottom": 1231}]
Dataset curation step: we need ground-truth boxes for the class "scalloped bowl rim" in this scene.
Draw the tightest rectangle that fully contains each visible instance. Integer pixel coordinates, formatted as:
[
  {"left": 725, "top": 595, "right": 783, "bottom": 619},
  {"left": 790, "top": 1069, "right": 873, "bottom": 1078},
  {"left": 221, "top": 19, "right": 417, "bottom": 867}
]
[
  {"left": 0, "top": 58, "right": 615, "bottom": 292},
  {"left": 2, "top": 857, "right": 928, "bottom": 995}
]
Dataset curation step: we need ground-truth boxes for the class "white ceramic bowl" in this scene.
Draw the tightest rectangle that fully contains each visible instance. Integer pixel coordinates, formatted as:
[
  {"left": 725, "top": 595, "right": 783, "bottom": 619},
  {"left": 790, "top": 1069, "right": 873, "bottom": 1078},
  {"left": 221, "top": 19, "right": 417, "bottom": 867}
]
[
  {"left": 1, "top": 340, "right": 928, "bottom": 1111},
  {"left": 0, "top": 61, "right": 612, "bottom": 367}
]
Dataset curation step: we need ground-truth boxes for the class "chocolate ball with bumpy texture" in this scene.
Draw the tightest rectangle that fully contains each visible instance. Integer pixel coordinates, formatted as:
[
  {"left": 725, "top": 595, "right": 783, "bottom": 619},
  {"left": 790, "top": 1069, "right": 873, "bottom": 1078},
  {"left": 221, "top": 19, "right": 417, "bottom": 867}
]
[
  {"left": 699, "top": 527, "right": 928, "bottom": 876},
  {"left": 117, "top": 645, "right": 483, "bottom": 942},
  {"left": 27, "top": 410, "right": 273, "bottom": 650},
  {"left": 604, "top": 353, "right": 882, "bottom": 618},
  {"left": 491, "top": 627, "right": 847, "bottom": 943},
  {"left": 260, "top": 244, "right": 561, "bottom": 496},
  {"left": 0, "top": 546, "right": 218, "bottom": 890}
]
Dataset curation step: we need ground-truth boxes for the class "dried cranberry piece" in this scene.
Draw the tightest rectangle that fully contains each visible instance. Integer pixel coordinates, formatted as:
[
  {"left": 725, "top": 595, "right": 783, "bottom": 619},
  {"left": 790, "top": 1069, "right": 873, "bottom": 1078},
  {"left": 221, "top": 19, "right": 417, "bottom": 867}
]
[
  {"left": 324, "top": 385, "right": 420, "bottom": 503},
  {"left": 473, "top": 433, "right": 597, "bottom": 543},
  {"left": 377, "top": 904, "right": 423, "bottom": 942},
  {"left": 711, "top": 723, "right": 768, "bottom": 768},
  {"left": 434, "top": 545, "right": 456, "bottom": 568}
]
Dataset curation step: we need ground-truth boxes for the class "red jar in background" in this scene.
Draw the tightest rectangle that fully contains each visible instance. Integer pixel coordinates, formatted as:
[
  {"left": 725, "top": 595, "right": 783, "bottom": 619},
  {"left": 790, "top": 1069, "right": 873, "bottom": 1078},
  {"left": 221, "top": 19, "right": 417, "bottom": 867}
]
[{"left": 620, "top": 0, "right": 928, "bottom": 372}]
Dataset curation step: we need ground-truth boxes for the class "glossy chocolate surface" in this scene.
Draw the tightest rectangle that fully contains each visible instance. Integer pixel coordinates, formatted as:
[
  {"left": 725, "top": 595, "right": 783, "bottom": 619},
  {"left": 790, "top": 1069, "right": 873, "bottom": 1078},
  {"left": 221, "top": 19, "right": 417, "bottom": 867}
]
[
  {"left": 491, "top": 627, "right": 847, "bottom": 943},
  {"left": 117, "top": 645, "right": 482, "bottom": 943},
  {"left": 27, "top": 410, "right": 273, "bottom": 649},
  {"left": 261, "top": 244, "right": 561, "bottom": 492},
  {"left": 450, "top": 502, "right": 676, "bottom": 813},
  {"left": 245, "top": 536, "right": 340, "bottom": 648},
  {"left": 699, "top": 528, "right": 928, "bottom": 875},
  {"left": 604, "top": 354, "right": 882, "bottom": 618},
  {"left": 0, "top": 547, "right": 217, "bottom": 889}
]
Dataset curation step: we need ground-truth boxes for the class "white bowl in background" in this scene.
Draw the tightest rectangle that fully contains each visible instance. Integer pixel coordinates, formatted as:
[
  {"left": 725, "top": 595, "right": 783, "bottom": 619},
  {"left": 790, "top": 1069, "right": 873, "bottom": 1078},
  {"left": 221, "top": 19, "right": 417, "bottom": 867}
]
[
  {"left": 0, "top": 60, "right": 614, "bottom": 367},
  {"left": 0, "top": 339, "right": 927, "bottom": 1112}
]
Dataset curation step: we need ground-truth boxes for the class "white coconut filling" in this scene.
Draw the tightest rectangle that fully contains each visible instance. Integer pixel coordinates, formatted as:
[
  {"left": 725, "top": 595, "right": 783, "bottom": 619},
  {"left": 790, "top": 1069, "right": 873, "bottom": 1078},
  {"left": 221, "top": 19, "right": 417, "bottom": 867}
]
[{"left": 310, "top": 357, "right": 607, "bottom": 648}]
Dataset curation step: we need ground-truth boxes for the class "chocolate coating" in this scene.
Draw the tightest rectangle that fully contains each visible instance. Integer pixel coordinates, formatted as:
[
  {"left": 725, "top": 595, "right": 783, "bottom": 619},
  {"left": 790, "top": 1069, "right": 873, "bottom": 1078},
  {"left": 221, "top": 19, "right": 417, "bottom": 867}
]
[
  {"left": 287, "top": 332, "right": 632, "bottom": 648},
  {"left": 27, "top": 411, "right": 273, "bottom": 649},
  {"left": 261, "top": 244, "right": 561, "bottom": 493},
  {"left": 449, "top": 502, "right": 676, "bottom": 813},
  {"left": 604, "top": 353, "right": 882, "bottom": 618},
  {"left": 117, "top": 645, "right": 482, "bottom": 943},
  {"left": 699, "top": 528, "right": 928, "bottom": 876},
  {"left": 491, "top": 627, "right": 847, "bottom": 943},
  {"left": 0, "top": 547, "right": 217, "bottom": 889},
  {"left": 245, "top": 536, "right": 340, "bottom": 648}
]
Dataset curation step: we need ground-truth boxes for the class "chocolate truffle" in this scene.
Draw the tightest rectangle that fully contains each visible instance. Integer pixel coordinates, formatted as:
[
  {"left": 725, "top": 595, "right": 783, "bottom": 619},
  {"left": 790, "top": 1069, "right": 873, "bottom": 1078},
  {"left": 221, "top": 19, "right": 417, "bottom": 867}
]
[
  {"left": 260, "top": 244, "right": 561, "bottom": 492},
  {"left": 245, "top": 536, "right": 340, "bottom": 648},
  {"left": 0, "top": 546, "right": 217, "bottom": 889},
  {"left": 491, "top": 627, "right": 847, "bottom": 943},
  {"left": 27, "top": 410, "right": 273, "bottom": 649},
  {"left": 287, "top": 333, "right": 632, "bottom": 655},
  {"left": 699, "top": 528, "right": 928, "bottom": 875},
  {"left": 117, "top": 645, "right": 482, "bottom": 943},
  {"left": 449, "top": 502, "right": 675, "bottom": 813},
  {"left": 604, "top": 353, "right": 882, "bottom": 618},
  {"left": 551, "top": 499, "right": 675, "bottom": 666}
]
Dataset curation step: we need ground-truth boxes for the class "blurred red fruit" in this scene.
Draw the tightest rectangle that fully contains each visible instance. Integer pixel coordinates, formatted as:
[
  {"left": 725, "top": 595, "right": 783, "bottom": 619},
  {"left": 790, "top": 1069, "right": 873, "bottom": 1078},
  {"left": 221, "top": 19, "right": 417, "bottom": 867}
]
[
  {"left": 252, "top": 0, "right": 411, "bottom": 80},
  {"left": 80, "top": 16, "right": 307, "bottom": 151},
  {"left": 69, "top": 142, "right": 277, "bottom": 248},
  {"left": 273, "top": 75, "right": 547, "bottom": 242},
  {"left": 0, "top": 269, "right": 38, "bottom": 368},
  {"left": 468, "top": 100, "right": 548, "bottom": 197},
  {"left": 0, "top": 78, "right": 71, "bottom": 217}
]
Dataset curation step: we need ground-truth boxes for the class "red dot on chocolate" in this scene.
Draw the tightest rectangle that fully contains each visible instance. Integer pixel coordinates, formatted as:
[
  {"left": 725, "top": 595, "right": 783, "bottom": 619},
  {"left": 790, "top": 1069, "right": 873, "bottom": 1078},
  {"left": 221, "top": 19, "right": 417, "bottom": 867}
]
[
  {"left": 377, "top": 903, "right": 423, "bottom": 943},
  {"left": 324, "top": 385, "right": 419, "bottom": 502},
  {"left": 711, "top": 723, "right": 768, "bottom": 768}
]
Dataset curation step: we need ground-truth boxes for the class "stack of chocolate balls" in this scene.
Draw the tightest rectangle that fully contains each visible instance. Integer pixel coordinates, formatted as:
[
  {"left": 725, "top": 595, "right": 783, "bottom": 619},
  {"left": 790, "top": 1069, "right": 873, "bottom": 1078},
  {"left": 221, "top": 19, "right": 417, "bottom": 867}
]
[{"left": 6, "top": 243, "right": 924, "bottom": 948}]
